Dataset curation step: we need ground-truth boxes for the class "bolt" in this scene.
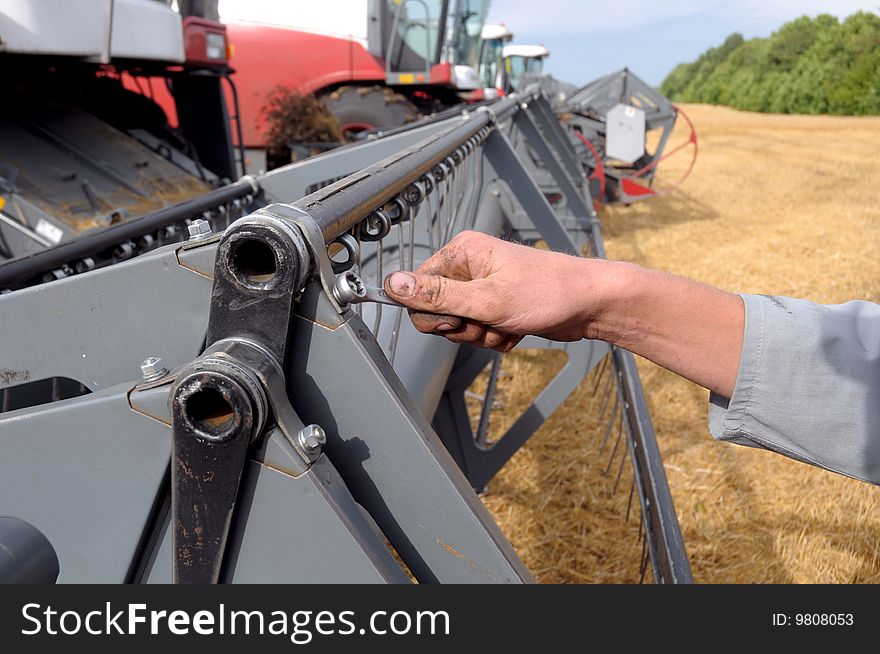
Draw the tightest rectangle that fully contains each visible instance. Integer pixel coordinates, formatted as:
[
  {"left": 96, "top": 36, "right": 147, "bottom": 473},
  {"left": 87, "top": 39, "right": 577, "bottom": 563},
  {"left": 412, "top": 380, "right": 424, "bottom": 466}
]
[
  {"left": 187, "top": 218, "right": 213, "bottom": 241},
  {"left": 345, "top": 272, "right": 365, "bottom": 296},
  {"left": 296, "top": 424, "right": 326, "bottom": 455},
  {"left": 333, "top": 271, "right": 367, "bottom": 305},
  {"left": 140, "top": 356, "right": 168, "bottom": 382}
]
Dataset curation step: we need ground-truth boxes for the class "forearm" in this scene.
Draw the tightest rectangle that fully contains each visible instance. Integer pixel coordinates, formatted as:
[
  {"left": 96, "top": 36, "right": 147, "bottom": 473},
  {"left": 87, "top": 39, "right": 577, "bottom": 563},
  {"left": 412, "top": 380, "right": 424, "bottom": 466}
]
[{"left": 583, "top": 259, "right": 744, "bottom": 398}]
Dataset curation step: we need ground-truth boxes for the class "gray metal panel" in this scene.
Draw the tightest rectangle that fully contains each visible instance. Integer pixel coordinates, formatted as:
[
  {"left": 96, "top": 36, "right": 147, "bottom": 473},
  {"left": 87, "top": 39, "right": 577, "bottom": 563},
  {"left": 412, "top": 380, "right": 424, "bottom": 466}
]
[
  {"left": 427, "top": 179, "right": 609, "bottom": 490},
  {"left": 144, "top": 458, "right": 410, "bottom": 584},
  {"left": 370, "top": 307, "right": 460, "bottom": 418},
  {"left": 0, "top": 384, "right": 170, "bottom": 582},
  {"left": 0, "top": 243, "right": 212, "bottom": 393},
  {"left": 287, "top": 307, "right": 533, "bottom": 583},
  {"left": 228, "top": 457, "right": 410, "bottom": 583},
  {"left": 0, "top": 0, "right": 107, "bottom": 57},
  {"left": 606, "top": 103, "right": 646, "bottom": 164}
]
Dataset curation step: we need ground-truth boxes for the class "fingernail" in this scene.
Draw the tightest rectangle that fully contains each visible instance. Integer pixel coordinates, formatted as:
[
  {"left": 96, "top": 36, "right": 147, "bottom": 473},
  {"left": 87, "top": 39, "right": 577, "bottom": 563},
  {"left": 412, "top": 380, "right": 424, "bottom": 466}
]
[
  {"left": 387, "top": 272, "right": 415, "bottom": 297},
  {"left": 434, "top": 322, "right": 458, "bottom": 332}
]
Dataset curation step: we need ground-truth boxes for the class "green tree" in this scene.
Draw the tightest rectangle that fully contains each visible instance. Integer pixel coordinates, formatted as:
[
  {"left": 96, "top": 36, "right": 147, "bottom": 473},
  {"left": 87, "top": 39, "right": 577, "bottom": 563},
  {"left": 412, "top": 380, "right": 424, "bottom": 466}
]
[{"left": 660, "top": 11, "right": 880, "bottom": 115}]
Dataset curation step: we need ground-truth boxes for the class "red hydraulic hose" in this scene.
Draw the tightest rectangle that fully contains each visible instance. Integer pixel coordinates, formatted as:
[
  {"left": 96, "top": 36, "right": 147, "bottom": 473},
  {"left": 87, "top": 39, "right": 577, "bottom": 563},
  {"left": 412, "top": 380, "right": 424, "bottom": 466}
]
[{"left": 573, "top": 130, "right": 606, "bottom": 211}]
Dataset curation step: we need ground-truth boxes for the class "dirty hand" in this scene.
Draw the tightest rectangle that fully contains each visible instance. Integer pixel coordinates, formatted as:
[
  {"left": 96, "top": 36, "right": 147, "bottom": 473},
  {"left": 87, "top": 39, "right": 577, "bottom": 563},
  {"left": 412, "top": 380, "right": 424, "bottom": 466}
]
[
  {"left": 382, "top": 231, "right": 610, "bottom": 351},
  {"left": 383, "top": 230, "right": 743, "bottom": 397}
]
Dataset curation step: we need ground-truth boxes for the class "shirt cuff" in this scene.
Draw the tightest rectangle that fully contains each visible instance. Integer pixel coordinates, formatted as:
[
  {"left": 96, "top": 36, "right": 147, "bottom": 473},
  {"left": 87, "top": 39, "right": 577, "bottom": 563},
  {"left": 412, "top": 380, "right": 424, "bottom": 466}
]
[{"left": 707, "top": 293, "right": 766, "bottom": 449}]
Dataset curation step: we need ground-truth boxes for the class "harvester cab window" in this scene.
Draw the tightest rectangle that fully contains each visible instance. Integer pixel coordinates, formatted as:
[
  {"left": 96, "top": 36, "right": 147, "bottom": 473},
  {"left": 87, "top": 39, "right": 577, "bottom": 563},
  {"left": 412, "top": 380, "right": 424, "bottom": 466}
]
[
  {"left": 507, "top": 56, "right": 525, "bottom": 91},
  {"left": 507, "top": 55, "right": 544, "bottom": 92},
  {"left": 450, "top": 0, "right": 489, "bottom": 67},
  {"left": 386, "top": 0, "right": 445, "bottom": 72},
  {"left": 479, "top": 37, "right": 505, "bottom": 89}
]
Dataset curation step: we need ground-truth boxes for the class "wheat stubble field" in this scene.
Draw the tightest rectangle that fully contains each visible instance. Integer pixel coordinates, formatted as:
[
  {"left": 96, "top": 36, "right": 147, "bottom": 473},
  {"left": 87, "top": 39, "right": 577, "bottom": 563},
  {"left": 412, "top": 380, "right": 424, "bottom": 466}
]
[{"left": 480, "top": 104, "right": 880, "bottom": 583}]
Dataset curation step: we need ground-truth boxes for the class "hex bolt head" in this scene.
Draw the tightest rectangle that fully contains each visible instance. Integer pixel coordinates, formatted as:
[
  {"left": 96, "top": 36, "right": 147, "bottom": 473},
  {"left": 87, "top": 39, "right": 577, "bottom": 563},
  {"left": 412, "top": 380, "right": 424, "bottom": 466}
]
[
  {"left": 332, "top": 271, "right": 366, "bottom": 305},
  {"left": 345, "top": 272, "right": 365, "bottom": 296},
  {"left": 140, "top": 356, "right": 168, "bottom": 382},
  {"left": 296, "top": 424, "right": 327, "bottom": 455},
  {"left": 187, "top": 218, "right": 213, "bottom": 241},
  {"left": 305, "top": 435, "right": 320, "bottom": 449}
]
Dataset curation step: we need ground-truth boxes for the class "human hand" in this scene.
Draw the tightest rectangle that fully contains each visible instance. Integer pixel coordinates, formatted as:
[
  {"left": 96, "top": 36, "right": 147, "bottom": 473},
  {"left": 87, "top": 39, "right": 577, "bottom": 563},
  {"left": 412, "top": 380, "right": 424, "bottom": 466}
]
[{"left": 382, "top": 231, "right": 608, "bottom": 351}]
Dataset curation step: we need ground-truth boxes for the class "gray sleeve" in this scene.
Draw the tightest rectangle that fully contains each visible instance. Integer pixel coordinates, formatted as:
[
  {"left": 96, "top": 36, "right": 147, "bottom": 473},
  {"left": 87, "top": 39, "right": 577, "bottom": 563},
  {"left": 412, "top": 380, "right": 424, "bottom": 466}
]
[{"left": 708, "top": 293, "right": 880, "bottom": 484}]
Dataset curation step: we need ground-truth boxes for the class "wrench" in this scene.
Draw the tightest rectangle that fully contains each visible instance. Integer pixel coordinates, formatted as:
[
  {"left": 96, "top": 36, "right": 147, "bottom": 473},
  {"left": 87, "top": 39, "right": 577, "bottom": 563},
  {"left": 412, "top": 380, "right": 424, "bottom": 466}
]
[
  {"left": 332, "top": 270, "right": 404, "bottom": 308},
  {"left": 332, "top": 270, "right": 459, "bottom": 329}
]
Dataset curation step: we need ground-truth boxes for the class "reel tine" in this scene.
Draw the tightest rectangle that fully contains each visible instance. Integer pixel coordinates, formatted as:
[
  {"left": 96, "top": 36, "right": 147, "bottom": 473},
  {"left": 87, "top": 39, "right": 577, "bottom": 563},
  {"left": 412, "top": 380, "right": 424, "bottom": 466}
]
[
  {"left": 625, "top": 479, "right": 635, "bottom": 523},
  {"left": 426, "top": 188, "right": 436, "bottom": 253},
  {"left": 591, "top": 354, "right": 609, "bottom": 397},
  {"left": 612, "top": 428, "right": 628, "bottom": 493},
  {"left": 592, "top": 372, "right": 617, "bottom": 447},
  {"left": 604, "top": 411, "right": 624, "bottom": 475},
  {"left": 598, "top": 390, "right": 619, "bottom": 452},
  {"left": 409, "top": 195, "right": 417, "bottom": 270},
  {"left": 597, "top": 365, "right": 615, "bottom": 416},
  {"left": 373, "top": 235, "right": 384, "bottom": 334},
  {"left": 475, "top": 352, "right": 502, "bottom": 447}
]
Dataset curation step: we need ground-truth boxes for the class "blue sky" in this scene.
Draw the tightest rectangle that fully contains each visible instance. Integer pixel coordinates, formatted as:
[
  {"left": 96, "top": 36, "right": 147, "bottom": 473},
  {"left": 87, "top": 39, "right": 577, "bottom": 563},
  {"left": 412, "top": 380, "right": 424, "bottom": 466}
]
[{"left": 486, "top": 1, "right": 880, "bottom": 86}]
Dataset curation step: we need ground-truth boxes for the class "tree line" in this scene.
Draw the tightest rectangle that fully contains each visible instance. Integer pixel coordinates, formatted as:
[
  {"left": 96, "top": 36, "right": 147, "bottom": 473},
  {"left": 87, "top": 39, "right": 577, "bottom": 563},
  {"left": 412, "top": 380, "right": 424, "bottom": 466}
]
[{"left": 660, "top": 11, "right": 880, "bottom": 115}]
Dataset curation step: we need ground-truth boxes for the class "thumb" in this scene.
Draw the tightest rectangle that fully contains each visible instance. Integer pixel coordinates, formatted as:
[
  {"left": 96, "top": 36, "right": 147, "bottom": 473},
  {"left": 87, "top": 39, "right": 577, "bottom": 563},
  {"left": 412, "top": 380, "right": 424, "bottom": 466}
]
[{"left": 384, "top": 271, "right": 488, "bottom": 320}]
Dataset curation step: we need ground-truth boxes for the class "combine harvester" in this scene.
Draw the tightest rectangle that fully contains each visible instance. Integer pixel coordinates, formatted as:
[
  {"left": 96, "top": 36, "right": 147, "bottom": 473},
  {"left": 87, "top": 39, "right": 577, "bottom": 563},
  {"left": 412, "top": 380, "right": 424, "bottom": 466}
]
[
  {"left": 561, "top": 68, "right": 698, "bottom": 206},
  {"left": 474, "top": 44, "right": 693, "bottom": 210},
  {"left": 0, "top": 3, "right": 692, "bottom": 585}
]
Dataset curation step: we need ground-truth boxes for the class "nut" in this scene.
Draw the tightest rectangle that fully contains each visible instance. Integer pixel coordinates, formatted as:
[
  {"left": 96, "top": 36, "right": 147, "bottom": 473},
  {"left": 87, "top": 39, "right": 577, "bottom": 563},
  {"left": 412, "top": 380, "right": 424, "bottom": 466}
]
[
  {"left": 296, "top": 424, "right": 327, "bottom": 454},
  {"left": 187, "top": 218, "right": 213, "bottom": 240},
  {"left": 140, "top": 356, "right": 168, "bottom": 382}
]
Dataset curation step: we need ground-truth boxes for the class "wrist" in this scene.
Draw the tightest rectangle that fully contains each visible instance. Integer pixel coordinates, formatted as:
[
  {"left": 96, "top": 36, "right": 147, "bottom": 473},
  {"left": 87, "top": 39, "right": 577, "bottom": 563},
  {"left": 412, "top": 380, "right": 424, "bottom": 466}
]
[{"left": 578, "top": 258, "right": 642, "bottom": 344}]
